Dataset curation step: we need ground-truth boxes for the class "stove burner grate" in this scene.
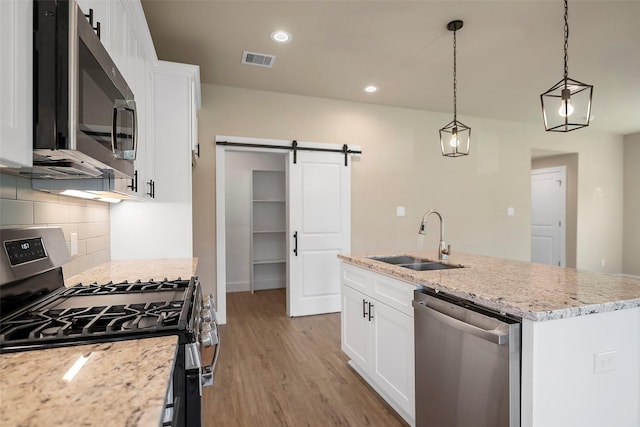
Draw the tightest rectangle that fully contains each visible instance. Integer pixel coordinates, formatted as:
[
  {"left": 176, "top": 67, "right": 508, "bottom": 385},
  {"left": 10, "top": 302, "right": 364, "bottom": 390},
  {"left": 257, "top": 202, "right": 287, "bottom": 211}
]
[
  {"left": 61, "top": 279, "right": 191, "bottom": 296},
  {"left": 0, "top": 300, "right": 185, "bottom": 343}
]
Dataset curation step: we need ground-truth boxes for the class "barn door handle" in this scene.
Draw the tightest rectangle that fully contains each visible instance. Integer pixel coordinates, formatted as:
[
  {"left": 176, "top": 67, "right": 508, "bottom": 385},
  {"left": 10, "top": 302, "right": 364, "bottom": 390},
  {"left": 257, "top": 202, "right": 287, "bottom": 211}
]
[{"left": 293, "top": 231, "right": 298, "bottom": 256}]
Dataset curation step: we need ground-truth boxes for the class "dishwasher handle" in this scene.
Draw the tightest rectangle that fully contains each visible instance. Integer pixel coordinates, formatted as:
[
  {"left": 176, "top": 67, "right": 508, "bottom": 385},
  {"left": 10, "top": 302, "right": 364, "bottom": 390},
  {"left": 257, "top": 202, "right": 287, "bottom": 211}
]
[{"left": 413, "top": 300, "right": 509, "bottom": 345}]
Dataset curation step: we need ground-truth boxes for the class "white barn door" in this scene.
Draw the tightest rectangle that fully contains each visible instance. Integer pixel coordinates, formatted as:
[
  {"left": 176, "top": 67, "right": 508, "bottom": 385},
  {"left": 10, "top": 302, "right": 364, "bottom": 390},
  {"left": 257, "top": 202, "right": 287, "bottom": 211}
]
[
  {"left": 531, "top": 166, "right": 566, "bottom": 267},
  {"left": 287, "top": 150, "right": 351, "bottom": 317}
]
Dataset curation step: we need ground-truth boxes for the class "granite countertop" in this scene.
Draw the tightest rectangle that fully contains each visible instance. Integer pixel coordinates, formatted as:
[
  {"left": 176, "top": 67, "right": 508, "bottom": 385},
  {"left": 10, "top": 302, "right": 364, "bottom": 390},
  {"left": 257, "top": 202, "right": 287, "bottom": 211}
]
[
  {"left": 338, "top": 251, "right": 640, "bottom": 321},
  {"left": 0, "top": 336, "right": 178, "bottom": 427},
  {"left": 65, "top": 258, "right": 198, "bottom": 286}
]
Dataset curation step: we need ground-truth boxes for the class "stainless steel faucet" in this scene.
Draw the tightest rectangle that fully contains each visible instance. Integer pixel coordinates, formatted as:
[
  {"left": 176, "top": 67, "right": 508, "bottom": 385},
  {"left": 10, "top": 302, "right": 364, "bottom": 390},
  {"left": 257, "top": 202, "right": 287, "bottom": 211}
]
[{"left": 418, "top": 209, "right": 451, "bottom": 261}]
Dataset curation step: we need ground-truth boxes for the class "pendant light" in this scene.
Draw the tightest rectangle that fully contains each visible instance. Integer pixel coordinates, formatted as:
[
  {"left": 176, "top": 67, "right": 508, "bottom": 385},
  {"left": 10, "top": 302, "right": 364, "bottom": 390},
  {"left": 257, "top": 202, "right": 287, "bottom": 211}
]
[
  {"left": 440, "top": 20, "right": 470, "bottom": 157},
  {"left": 540, "top": 0, "right": 593, "bottom": 132}
]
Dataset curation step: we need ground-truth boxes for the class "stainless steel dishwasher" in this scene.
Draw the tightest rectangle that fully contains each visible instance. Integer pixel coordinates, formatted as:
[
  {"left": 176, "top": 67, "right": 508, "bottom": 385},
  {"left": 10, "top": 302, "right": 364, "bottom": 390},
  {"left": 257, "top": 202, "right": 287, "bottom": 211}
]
[{"left": 413, "top": 288, "right": 521, "bottom": 427}]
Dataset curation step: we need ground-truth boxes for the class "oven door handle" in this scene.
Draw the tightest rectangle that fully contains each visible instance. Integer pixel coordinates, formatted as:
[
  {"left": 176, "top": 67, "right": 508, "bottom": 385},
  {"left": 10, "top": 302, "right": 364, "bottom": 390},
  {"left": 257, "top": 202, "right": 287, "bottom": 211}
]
[
  {"left": 201, "top": 321, "right": 220, "bottom": 388},
  {"left": 162, "top": 396, "right": 180, "bottom": 427}
]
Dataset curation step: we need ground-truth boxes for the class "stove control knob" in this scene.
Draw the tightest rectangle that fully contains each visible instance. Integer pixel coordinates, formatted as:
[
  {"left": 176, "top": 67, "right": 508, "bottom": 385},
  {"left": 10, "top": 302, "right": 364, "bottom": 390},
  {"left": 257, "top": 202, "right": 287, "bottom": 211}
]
[
  {"left": 201, "top": 332, "right": 214, "bottom": 347},
  {"left": 201, "top": 330, "right": 218, "bottom": 347},
  {"left": 201, "top": 309, "right": 213, "bottom": 323},
  {"left": 202, "top": 294, "right": 216, "bottom": 310}
]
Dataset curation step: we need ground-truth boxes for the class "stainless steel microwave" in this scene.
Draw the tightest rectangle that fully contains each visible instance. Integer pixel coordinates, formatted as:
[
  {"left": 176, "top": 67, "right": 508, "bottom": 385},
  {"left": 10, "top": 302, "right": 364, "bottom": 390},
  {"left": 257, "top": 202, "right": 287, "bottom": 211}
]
[{"left": 33, "top": 0, "right": 137, "bottom": 179}]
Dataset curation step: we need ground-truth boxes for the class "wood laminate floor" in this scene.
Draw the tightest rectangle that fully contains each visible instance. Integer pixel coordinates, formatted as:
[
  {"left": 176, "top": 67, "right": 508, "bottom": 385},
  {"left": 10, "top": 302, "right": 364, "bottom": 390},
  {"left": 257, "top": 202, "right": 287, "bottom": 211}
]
[{"left": 202, "top": 289, "right": 408, "bottom": 427}]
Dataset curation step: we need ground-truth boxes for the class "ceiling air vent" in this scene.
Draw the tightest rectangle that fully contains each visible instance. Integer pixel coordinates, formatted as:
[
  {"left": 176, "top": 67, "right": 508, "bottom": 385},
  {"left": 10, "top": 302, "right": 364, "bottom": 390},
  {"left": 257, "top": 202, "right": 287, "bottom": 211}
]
[{"left": 242, "top": 51, "right": 276, "bottom": 68}]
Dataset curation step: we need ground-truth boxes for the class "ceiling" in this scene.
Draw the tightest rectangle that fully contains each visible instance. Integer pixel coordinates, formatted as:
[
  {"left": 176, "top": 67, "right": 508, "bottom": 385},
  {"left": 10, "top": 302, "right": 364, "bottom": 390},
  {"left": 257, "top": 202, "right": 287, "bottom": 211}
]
[{"left": 141, "top": 0, "right": 640, "bottom": 136}]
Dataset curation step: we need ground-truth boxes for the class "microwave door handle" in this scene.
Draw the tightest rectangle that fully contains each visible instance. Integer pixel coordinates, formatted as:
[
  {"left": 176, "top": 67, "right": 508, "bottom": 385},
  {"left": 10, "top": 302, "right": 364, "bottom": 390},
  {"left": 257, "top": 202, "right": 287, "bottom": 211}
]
[
  {"left": 130, "top": 100, "right": 138, "bottom": 160},
  {"left": 111, "top": 105, "right": 118, "bottom": 155}
]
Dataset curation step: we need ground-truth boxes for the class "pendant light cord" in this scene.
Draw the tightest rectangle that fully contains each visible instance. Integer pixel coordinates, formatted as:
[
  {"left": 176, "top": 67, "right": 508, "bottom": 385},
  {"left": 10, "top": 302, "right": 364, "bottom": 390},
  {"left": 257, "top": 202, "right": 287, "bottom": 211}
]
[
  {"left": 452, "top": 28, "right": 457, "bottom": 121},
  {"left": 563, "top": 0, "right": 569, "bottom": 80}
]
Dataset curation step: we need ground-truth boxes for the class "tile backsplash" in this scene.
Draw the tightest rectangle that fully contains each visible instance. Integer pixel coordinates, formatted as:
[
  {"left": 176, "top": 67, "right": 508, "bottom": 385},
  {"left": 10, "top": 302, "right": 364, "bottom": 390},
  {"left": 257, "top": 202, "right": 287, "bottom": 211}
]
[{"left": 0, "top": 173, "right": 110, "bottom": 279}]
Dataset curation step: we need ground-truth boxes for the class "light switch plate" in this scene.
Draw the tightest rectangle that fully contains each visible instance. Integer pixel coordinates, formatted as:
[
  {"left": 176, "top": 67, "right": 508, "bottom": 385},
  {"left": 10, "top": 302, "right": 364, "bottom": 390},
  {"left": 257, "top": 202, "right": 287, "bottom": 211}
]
[
  {"left": 507, "top": 207, "right": 515, "bottom": 217},
  {"left": 396, "top": 206, "right": 405, "bottom": 217}
]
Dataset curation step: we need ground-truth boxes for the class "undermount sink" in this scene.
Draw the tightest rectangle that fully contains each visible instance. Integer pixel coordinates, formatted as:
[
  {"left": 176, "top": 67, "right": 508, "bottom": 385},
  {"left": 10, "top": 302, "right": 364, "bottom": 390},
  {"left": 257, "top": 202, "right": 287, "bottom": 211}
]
[
  {"left": 367, "top": 255, "right": 429, "bottom": 265},
  {"left": 367, "top": 255, "right": 464, "bottom": 271},
  {"left": 401, "top": 262, "right": 462, "bottom": 271}
]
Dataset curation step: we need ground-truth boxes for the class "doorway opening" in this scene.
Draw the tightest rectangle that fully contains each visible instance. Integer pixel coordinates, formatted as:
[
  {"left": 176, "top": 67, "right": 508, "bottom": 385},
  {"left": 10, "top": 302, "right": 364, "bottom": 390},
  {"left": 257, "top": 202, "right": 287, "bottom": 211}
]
[
  {"left": 224, "top": 151, "right": 287, "bottom": 299},
  {"left": 215, "top": 136, "right": 357, "bottom": 324}
]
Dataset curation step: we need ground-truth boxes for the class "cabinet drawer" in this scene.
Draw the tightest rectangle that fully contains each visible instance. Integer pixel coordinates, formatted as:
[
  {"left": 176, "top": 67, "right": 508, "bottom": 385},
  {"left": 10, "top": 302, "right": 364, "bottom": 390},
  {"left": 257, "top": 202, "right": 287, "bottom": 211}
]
[
  {"left": 341, "top": 263, "right": 371, "bottom": 294},
  {"left": 371, "top": 274, "right": 415, "bottom": 317}
]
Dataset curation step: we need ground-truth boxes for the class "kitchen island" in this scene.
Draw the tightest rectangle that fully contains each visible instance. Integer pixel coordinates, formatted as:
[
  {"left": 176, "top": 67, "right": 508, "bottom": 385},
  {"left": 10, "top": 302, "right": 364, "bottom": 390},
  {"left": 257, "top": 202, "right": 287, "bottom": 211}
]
[{"left": 339, "top": 251, "right": 640, "bottom": 427}]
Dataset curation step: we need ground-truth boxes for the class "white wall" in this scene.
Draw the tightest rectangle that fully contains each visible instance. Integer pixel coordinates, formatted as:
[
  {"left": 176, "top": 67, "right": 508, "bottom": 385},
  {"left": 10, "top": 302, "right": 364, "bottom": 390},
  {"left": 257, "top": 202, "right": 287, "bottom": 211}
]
[
  {"left": 521, "top": 307, "right": 640, "bottom": 427},
  {"left": 110, "top": 202, "right": 192, "bottom": 260},
  {"left": 623, "top": 133, "right": 640, "bottom": 276},
  {"left": 224, "top": 151, "right": 285, "bottom": 291},
  {"left": 192, "top": 84, "right": 626, "bottom": 299}
]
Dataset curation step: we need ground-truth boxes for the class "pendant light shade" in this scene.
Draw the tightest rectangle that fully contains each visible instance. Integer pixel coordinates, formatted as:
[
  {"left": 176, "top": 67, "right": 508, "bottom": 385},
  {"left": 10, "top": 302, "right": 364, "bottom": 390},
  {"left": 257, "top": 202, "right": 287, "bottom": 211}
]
[
  {"left": 541, "top": 0, "right": 593, "bottom": 132},
  {"left": 440, "top": 20, "right": 470, "bottom": 157}
]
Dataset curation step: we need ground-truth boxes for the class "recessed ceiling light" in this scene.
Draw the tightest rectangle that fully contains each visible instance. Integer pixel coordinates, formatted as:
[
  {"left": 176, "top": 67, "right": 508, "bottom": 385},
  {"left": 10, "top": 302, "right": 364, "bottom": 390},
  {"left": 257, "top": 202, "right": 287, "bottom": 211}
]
[
  {"left": 270, "top": 30, "right": 292, "bottom": 43},
  {"left": 364, "top": 85, "right": 378, "bottom": 93}
]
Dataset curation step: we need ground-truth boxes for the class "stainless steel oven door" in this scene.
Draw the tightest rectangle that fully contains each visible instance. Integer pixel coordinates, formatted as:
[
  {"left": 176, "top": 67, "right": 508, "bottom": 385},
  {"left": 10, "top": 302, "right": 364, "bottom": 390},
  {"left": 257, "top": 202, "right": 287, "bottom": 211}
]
[{"left": 187, "top": 290, "right": 220, "bottom": 391}]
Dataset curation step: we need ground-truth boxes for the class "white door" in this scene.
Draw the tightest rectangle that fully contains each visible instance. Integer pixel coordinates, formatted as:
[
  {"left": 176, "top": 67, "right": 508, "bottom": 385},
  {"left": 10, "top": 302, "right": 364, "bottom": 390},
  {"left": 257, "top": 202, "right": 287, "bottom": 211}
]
[
  {"left": 288, "top": 150, "right": 351, "bottom": 316},
  {"left": 531, "top": 166, "right": 566, "bottom": 266}
]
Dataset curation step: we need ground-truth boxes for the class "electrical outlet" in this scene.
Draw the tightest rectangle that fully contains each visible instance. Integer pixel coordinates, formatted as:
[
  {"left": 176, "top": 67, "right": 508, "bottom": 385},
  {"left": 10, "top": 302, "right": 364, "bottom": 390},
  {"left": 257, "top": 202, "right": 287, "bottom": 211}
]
[
  {"left": 594, "top": 350, "right": 616, "bottom": 373},
  {"left": 70, "top": 233, "right": 78, "bottom": 256}
]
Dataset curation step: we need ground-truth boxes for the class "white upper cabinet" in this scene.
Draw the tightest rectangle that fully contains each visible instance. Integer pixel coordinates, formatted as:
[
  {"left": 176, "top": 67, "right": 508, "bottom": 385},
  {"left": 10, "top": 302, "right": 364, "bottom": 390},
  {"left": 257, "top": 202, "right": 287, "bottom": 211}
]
[
  {"left": 0, "top": 0, "right": 32, "bottom": 168},
  {"left": 152, "top": 61, "right": 200, "bottom": 203},
  {"left": 76, "top": 0, "right": 158, "bottom": 199}
]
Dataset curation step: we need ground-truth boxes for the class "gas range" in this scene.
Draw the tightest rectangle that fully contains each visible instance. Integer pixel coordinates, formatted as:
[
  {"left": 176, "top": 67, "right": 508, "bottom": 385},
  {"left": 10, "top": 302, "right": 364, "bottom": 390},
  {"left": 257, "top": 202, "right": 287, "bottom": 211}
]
[
  {"left": 0, "top": 277, "right": 194, "bottom": 352},
  {"left": 0, "top": 228, "right": 219, "bottom": 427}
]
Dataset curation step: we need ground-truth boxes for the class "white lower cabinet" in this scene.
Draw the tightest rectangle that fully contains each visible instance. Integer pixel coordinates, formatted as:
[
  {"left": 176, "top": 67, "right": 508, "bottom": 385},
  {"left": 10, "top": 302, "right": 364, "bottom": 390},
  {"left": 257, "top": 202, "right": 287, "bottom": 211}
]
[{"left": 341, "top": 263, "right": 415, "bottom": 426}]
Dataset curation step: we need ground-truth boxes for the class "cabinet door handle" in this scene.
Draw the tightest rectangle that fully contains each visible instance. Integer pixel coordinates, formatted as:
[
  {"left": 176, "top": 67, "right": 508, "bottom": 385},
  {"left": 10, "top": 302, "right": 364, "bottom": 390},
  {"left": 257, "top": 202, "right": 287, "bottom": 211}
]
[
  {"left": 84, "top": 9, "right": 101, "bottom": 40},
  {"left": 147, "top": 180, "right": 155, "bottom": 198},
  {"left": 368, "top": 302, "right": 374, "bottom": 321},
  {"left": 293, "top": 231, "right": 298, "bottom": 256},
  {"left": 362, "top": 299, "right": 368, "bottom": 318},
  {"left": 127, "top": 170, "right": 138, "bottom": 192}
]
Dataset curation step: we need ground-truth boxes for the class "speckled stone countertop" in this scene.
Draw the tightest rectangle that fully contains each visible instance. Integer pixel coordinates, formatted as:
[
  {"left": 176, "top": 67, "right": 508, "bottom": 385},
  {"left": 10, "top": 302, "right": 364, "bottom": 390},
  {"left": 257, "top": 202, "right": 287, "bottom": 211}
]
[
  {"left": 64, "top": 258, "right": 198, "bottom": 286},
  {"left": 0, "top": 336, "right": 178, "bottom": 427},
  {"left": 339, "top": 251, "right": 640, "bottom": 321}
]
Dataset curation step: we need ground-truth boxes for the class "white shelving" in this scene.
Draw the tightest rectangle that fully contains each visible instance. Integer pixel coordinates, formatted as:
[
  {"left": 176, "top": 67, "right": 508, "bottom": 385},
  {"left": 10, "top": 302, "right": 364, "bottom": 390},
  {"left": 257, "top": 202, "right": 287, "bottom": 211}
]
[{"left": 250, "top": 170, "right": 286, "bottom": 292}]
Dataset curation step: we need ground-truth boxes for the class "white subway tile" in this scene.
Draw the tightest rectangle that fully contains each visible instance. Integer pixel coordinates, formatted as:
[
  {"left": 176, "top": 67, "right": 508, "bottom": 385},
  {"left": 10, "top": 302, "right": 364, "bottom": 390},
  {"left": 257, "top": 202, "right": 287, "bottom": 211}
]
[
  {"left": 58, "top": 194, "right": 86, "bottom": 206},
  {"left": 86, "top": 236, "right": 108, "bottom": 254},
  {"left": 78, "top": 221, "right": 109, "bottom": 239},
  {"left": 76, "top": 239, "right": 87, "bottom": 257},
  {"left": 69, "top": 205, "right": 110, "bottom": 223},
  {"left": 47, "top": 223, "right": 79, "bottom": 241},
  {"left": 34, "top": 202, "right": 69, "bottom": 224},
  {"left": 0, "top": 199, "right": 34, "bottom": 225},
  {"left": 0, "top": 174, "right": 17, "bottom": 200}
]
